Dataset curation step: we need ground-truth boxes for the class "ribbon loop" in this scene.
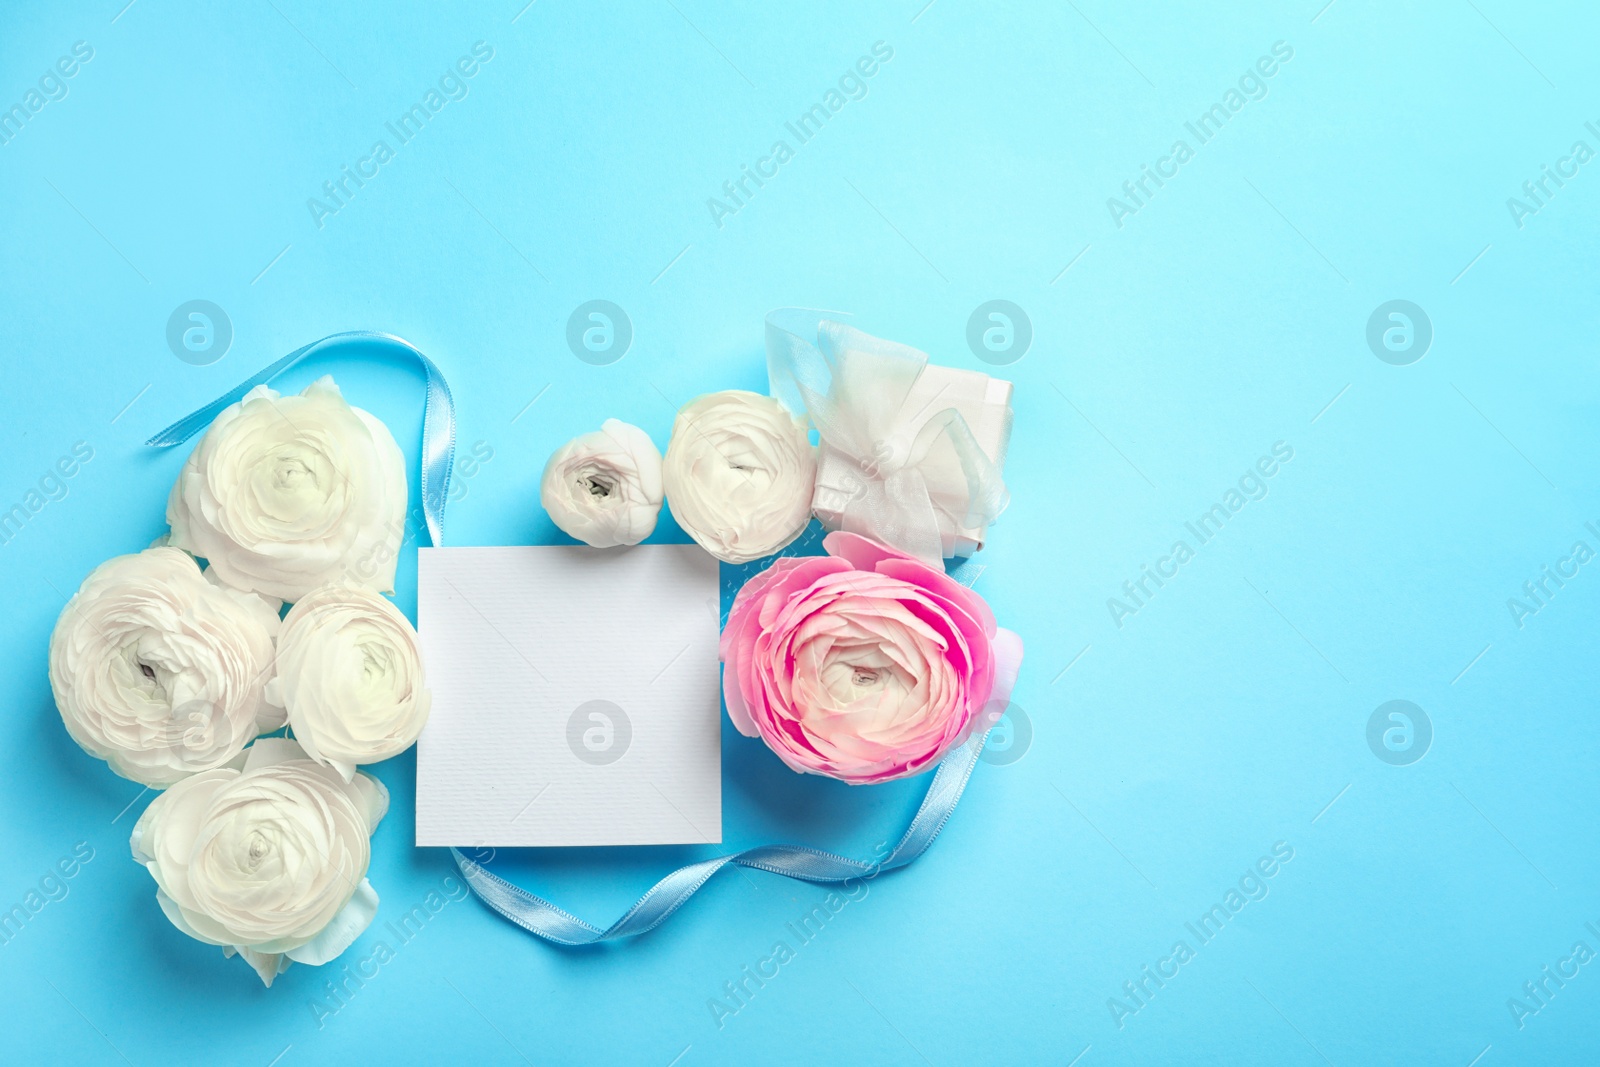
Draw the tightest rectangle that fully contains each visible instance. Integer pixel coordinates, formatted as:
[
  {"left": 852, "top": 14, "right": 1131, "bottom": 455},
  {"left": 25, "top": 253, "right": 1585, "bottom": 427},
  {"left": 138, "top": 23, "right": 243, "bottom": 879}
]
[
  {"left": 765, "top": 309, "right": 1011, "bottom": 564},
  {"left": 146, "top": 331, "right": 456, "bottom": 549}
]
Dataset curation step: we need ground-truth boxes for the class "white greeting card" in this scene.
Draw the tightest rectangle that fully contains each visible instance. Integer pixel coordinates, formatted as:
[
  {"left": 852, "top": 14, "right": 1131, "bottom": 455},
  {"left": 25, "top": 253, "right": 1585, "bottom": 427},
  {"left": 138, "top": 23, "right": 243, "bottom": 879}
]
[{"left": 415, "top": 545, "right": 722, "bottom": 847}]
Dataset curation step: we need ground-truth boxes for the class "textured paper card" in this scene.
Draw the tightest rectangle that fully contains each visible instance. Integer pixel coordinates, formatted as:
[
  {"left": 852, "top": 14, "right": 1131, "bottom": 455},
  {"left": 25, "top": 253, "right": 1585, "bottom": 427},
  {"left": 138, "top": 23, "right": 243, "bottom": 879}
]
[{"left": 415, "top": 545, "right": 721, "bottom": 847}]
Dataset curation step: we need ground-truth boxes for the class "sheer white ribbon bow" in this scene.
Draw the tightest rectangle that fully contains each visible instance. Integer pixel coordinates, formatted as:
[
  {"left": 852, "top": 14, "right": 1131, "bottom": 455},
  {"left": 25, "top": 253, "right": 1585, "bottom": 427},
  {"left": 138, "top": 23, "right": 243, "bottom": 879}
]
[{"left": 765, "top": 309, "right": 1010, "bottom": 564}]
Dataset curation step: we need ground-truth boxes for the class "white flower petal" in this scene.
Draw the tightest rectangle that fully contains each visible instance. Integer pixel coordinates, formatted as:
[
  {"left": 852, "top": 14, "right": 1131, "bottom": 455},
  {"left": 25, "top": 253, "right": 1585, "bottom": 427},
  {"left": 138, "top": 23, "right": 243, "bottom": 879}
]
[
  {"left": 346, "top": 772, "right": 390, "bottom": 834},
  {"left": 154, "top": 888, "right": 227, "bottom": 947},
  {"left": 234, "top": 945, "right": 289, "bottom": 987},
  {"left": 284, "top": 879, "right": 379, "bottom": 967},
  {"left": 240, "top": 736, "right": 305, "bottom": 772}
]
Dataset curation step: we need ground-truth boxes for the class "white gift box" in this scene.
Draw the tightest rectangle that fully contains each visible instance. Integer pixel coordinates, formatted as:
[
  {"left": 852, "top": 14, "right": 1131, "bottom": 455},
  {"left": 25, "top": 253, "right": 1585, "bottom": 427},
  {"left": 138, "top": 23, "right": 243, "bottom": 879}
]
[{"left": 810, "top": 364, "right": 1013, "bottom": 559}]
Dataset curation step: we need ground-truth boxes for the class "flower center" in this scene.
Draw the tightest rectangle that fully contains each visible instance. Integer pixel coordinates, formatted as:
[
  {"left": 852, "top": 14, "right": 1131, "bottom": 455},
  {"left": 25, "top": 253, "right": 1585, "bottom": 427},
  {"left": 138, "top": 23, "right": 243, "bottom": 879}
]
[
  {"left": 354, "top": 638, "right": 403, "bottom": 704},
  {"left": 245, "top": 831, "right": 271, "bottom": 868},
  {"left": 124, "top": 646, "right": 170, "bottom": 703},
  {"left": 265, "top": 447, "right": 324, "bottom": 502},
  {"left": 580, "top": 474, "right": 614, "bottom": 499},
  {"left": 852, "top": 667, "right": 881, "bottom": 687},
  {"left": 360, "top": 641, "right": 394, "bottom": 679},
  {"left": 272, "top": 453, "right": 317, "bottom": 491}
]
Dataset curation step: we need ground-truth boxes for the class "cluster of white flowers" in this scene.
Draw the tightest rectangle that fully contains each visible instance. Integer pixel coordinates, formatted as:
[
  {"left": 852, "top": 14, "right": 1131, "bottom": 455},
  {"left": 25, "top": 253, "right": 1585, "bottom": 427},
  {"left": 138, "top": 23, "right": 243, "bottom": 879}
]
[
  {"left": 542, "top": 392, "right": 817, "bottom": 564},
  {"left": 49, "top": 377, "right": 429, "bottom": 986}
]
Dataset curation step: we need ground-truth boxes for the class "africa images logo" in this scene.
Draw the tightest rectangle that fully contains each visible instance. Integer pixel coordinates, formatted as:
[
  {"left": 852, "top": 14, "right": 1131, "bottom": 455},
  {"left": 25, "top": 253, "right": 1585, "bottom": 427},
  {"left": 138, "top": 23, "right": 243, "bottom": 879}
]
[
  {"left": 1505, "top": 121, "right": 1600, "bottom": 230},
  {"left": 1105, "top": 41, "right": 1294, "bottom": 229},
  {"left": 165, "top": 300, "right": 233, "bottom": 366},
  {"left": 0, "top": 41, "right": 93, "bottom": 148},
  {"left": 1107, "top": 442, "right": 1294, "bottom": 628},
  {"left": 1366, "top": 701, "right": 1431, "bottom": 766},
  {"left": 306, "top": 42, "right": 495, "bottom": 230},
  {"left": 1107, "top": 842, "right": 1296, "bottom": 1029},
  {"left": 705, "top": 41, "right": 894, "bottom": 228}
]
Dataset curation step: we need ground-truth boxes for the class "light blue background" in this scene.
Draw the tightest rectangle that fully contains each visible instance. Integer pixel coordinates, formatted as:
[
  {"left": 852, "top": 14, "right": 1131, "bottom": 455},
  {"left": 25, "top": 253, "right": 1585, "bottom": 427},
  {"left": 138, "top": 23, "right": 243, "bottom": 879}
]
[{"left": 1, "top": 1, "right": 1596, "bottom": 1064}]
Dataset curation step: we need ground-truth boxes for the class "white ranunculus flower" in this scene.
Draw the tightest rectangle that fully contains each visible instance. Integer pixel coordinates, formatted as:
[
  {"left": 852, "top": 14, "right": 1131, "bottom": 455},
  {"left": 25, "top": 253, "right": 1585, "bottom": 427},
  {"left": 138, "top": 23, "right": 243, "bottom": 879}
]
[
  {"left": 540, "top": 419, "right": 663, "bottom": 548},
  {"left": 49, "top": 547, "right": 283, "bottom": 787},
  {"left": 130, "top": 738, "right": 387, "bottom": 987},
  {"left": 166, "top": 375, "right": 407, "bottom": 603},
  {"left": 662, "top": 391, "right": 817, "bottom": 564},
  {"left": 265, "top": 583, "right": 430, "bottom": 779}
]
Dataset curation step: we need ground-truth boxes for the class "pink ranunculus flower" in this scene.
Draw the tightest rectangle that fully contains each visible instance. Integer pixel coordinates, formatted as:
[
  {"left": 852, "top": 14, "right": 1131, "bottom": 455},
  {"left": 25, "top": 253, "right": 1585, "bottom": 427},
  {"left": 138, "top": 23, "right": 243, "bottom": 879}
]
[{"left": 720, "top": 531, "right": 1023, "bottom": 784}]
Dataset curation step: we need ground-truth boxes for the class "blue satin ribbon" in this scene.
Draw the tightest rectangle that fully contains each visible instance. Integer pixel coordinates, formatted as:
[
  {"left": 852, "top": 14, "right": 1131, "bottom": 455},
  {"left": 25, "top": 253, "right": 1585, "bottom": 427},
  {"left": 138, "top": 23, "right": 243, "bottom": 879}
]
[
  {"left": 145, "top": 331, "right": 457, "bottom": 549},
  {"left": 449, "top": 721, "right": 994, "bottom": 945}
]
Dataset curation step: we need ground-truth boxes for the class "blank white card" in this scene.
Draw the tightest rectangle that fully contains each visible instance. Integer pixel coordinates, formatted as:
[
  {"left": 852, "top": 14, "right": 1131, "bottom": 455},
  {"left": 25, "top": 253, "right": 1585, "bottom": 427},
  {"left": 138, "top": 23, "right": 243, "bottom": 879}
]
[{"left": 415, "top": 545, "right": 722, "bottom": 847}]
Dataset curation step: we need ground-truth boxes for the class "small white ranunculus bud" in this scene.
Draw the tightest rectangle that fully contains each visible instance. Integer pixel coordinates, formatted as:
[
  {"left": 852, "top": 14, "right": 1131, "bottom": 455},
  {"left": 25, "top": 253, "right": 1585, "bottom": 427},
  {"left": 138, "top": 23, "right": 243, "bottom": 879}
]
[{"left": 540, "top": 419, "right": 663, "bottom": 548}]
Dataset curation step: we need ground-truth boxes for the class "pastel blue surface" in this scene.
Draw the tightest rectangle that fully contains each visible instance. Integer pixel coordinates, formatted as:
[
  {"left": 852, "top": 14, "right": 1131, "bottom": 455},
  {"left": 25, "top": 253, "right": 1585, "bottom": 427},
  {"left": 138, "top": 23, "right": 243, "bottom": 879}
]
[{"left": 1, "top": 0, "right": 1596, "bottom": 1064}]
